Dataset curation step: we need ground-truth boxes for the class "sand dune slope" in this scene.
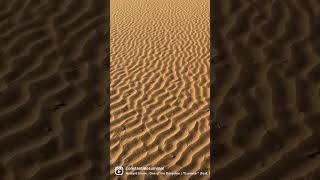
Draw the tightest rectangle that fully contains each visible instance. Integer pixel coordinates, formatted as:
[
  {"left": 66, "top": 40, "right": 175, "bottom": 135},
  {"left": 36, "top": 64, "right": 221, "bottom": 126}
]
[{"left": 111, "top": 0, "right": 210, "bottom": 178}]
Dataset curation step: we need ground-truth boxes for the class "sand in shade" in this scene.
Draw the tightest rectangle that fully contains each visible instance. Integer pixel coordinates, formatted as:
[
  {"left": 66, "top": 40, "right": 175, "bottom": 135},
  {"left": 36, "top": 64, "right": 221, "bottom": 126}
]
[
  {"left": 213, "top": 0, "right": 320, "bottom": 179},
  {"left": 0, "top": 0, "right": 107, "bottom": 179}
]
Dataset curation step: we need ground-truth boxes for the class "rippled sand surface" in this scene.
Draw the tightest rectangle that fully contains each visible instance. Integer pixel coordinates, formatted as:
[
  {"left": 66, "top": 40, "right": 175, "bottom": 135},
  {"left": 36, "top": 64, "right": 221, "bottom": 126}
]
[
  {"left": 0, "top": 0, "right": 107, "bottom": 179},
  {"left": 110, "top": 0, "right": 210, "bottom": 178},
  {"left": 213, "top": 0, "right": 320, "bottom": 179}
]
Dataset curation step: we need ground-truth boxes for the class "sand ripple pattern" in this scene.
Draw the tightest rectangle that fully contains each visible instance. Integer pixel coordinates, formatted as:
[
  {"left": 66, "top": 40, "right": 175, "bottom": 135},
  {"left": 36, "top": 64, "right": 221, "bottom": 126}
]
[
  {"left": 0, "top": 0, "right": 107, "bottom": 179},
  {"left": 111, "top": 0, "right": 210, "bottom": 179},
  {"left": 213, "top": 0, "right": 320, "bottom": 179}
]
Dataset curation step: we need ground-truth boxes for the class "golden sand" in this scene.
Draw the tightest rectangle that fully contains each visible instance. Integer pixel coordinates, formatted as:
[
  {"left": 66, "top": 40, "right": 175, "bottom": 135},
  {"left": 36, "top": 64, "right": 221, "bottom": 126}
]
[{"left": 110, "top": 0, "right": 210, "bottom": 177}]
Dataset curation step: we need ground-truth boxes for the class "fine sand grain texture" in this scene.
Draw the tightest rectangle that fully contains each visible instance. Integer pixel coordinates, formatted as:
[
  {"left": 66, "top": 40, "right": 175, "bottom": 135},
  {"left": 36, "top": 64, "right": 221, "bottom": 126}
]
[
  {"left": 213, "top": 0, "right": 320, "bottom": 179},
  {"left": 0, "top": 0, "right": 108, "bottom": 179},
  {"left": 110, "top": 0, "right": 210, "bottom": 179}
]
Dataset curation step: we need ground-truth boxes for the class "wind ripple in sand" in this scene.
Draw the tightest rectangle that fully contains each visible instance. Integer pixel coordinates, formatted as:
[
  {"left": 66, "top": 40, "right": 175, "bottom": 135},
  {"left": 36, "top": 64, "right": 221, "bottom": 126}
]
[
  {"left": 111, "top": 0, "right": 210, "bottom": 178},
  {"left": 213, "top": 0, "right": 320, "bottom": 179},
  {"left": 0, "top": 0, "right": 108, "bottom": 179}
]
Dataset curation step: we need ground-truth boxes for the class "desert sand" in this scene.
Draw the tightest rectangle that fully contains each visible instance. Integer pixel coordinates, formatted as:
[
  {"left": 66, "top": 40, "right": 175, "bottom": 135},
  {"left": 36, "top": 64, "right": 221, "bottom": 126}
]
[
  {"left": 110, "top": 0, "right": 210, "bottom": 178},
  {"left": 213, "top": 0, "right": 320, "bottom": 179},
  {"left": 0, "top": 0, "right": 107, "bottom": 179}
]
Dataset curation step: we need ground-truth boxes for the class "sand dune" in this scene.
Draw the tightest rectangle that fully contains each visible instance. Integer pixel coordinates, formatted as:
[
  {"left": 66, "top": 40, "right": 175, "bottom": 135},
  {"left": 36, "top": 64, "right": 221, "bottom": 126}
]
[
  {"left": 0, "top": 0, "right": 107, "bottom": 179},
  {"left": 213, "top": 0, "right": 320, "bottom": 179},
  {"left": 110, "top": 0, "right": 210, "bottom": 178}
]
